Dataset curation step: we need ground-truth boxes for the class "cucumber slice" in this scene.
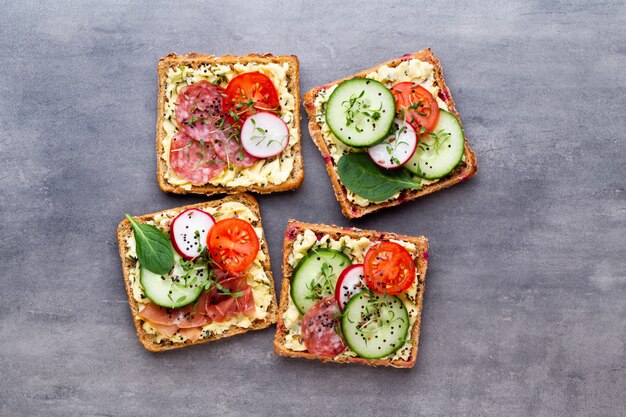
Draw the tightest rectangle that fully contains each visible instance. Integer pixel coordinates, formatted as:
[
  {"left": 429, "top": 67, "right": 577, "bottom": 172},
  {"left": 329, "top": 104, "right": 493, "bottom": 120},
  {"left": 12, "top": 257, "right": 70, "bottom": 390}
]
[
  {"left": 325, "top": 78, "right": 396, "bottom": 148},
  {"left": 140, "top": 249, "right": 211, "bottom": 309},
  {"left": 290, "top": 248, "right": 352, "bottom": 314},
  {"left": 341, "top": 292, "right": 409, "bottom": 359},
  {"left": 405, "top": 109, "right": 465, "bottom": 179}
]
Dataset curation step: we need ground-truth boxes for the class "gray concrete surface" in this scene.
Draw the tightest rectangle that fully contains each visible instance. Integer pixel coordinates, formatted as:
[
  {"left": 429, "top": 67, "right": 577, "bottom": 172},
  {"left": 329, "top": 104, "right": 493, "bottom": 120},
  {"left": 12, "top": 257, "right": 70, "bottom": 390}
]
[{"left": 1, "top": 1, "right": 625, "bottom": 416}]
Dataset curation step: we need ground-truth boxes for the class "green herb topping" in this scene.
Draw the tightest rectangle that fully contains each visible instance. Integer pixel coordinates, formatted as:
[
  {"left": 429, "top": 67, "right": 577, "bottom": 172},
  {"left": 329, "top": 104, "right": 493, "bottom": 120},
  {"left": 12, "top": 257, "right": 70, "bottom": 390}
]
[
  {"left": 336, "top": 153, "right": 421, "bottom": 201},
  {"left": 125, "top": 214, "right": 174, "bottom": 275}
]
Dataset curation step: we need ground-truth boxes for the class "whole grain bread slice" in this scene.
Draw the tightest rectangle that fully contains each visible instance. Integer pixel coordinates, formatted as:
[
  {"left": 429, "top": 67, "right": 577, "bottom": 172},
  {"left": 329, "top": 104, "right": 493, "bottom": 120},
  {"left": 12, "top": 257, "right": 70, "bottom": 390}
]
[
  {"left": 116, "top": 193, "right": 278, "bottom": 352},
  {"left": 303, "top": 48, "right": 478, "bottom": 219},
  {"left": 273, "top": 220, "right": 429, "bottom": 368},
  {"left": 156, "top": 53, "right": 304, "bottom": 195}
]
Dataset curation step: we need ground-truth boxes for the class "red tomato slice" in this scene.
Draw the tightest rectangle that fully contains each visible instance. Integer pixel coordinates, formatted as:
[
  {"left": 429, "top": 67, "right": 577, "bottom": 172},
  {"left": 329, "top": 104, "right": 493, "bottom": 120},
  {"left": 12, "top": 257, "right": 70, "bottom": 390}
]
[
  {"left": 390, "top": 82, "right": 440, "bottom": 133},
  {"left": 224, "top": 72, "right": 279, "bottom": 124},
  {"left": 363, "top": 241, "right": 416, "bottom": 295},
  {"left": 207, "top": 218, "right": 259, "bottom": 273}
]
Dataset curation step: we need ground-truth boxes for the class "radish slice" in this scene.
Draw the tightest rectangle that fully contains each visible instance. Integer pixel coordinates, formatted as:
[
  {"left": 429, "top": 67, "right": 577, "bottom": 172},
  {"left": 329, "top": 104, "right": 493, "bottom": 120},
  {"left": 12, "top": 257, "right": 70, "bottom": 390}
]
[
  {"left": 367, "top": 119, "right": 417, "bottom": 169},
  {"left": 335, "top": 264, "right": 366, "bottom": 310},
  {"left": 170, "top": 208, "right": 215, "bottom": 260},
  {"left": 240, "top": 112, "right": 289, "bottom": 158}
]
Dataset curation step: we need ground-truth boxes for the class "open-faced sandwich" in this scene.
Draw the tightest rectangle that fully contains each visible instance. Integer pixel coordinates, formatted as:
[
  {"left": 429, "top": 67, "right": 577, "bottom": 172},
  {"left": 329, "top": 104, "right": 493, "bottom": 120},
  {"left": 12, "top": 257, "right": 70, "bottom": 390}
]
[
  {"left": 116, "top": 194, "right": 277, "bottom": 351},
  {"left": 157, "top": 53, "right": 303, "bottom": 195},
  {"left": 274, "top": 220, "right": 428, "bottom": 368},
  {"left": 303, "top": 49, "right": 477, "bottom": 219}
]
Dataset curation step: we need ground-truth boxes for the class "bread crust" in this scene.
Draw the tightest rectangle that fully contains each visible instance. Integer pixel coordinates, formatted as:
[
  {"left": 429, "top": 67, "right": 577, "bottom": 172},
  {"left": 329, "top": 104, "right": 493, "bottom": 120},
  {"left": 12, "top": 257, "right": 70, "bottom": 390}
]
[
  {"left": 156, "top": 53, "right": 304, "bottom": 195},
  {"left": 273, "top": 220, "right": 429, "bottom": 368},
  {"left": 116, "top": 193, "right": 278, "bottom": 352},
  {"left": 303, "top": 49, "right": 478, "bottom": 219}
]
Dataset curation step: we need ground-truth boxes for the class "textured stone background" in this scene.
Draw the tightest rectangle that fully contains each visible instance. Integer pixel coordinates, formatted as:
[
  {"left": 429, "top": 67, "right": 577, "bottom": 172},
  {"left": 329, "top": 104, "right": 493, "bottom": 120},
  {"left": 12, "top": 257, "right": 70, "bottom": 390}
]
[{"left": 1, "top": 1, "right": 625, "bottom": 416}]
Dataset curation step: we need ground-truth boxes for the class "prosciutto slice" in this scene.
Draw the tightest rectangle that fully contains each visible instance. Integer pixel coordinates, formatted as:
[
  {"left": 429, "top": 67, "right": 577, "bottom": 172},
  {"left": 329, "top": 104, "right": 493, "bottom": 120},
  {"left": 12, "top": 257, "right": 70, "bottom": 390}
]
[
  {"left": 148, "top": 322, "right": 179, "bottom": 339},
  {"left": 138, "top": 267, "right": 257, "bottom": 340},
  {"left": 177, "top": 327, "right": 203, "bottom": 343}
]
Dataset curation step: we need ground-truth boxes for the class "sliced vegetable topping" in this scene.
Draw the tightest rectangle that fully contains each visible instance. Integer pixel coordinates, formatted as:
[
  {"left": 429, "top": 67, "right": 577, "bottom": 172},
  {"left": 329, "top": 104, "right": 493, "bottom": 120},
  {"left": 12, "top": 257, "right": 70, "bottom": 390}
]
[
  {"left": 404, "top": 109, "right": 465, "bottom": 179},
  {"left": 125, "top": 214, "right": 174, "bottom": 275},
  {"left": 224, "top": 72, "right": 279, "bottom": 124},
  {"left": 335, "top": 264, "right": 366, "bottom": 310},
  {"left": 363, "top": 241, "right": 416, "bottom": 295},
  {"left": 290, "top": 248, "right": 352, "bottom": 314},
  {"left": 240, "top": 112, "right": 290, "bottom": 158},
  {"left": 341, "top": 291, "right": 409, "bottom": 359},
  {"left": 325, "top": 78, "right": 396, "bottom": 148},
  {"left": 140, "top": 250, "right": 211, "bottom": 309},
  {"left": 337, "top": 152, "right": 421, "bottom": 201},
  {"left": 391, "top": 82, "right": 440, "bottom": 133},
  {"left": 207, "top": 218, "right": 259, "bottom": 273},
  {"left": 301, "top": 297, "right": 347, "bottom": 358},
  {"left": 367, "top": 119, "right": 417, "bottom": 169},
  {"left": 170, "top": 208, "right": 216, "bottom": 260}
]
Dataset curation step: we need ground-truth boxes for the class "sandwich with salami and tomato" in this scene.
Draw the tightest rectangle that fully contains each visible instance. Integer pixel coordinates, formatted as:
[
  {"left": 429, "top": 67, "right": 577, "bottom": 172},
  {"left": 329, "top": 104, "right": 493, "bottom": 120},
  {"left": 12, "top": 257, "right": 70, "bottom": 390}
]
[{"left": 156, "top": 53, "right": 303, "bottom": 196}]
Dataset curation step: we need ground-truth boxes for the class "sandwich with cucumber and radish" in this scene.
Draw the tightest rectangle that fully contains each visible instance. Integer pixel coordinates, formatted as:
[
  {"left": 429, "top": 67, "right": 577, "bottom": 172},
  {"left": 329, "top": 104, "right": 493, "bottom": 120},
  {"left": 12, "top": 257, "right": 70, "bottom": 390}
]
[
  {"left": 274, "top": 220, "right": 428, "bottom": 368},
  {"left": 303, "top": 48, "right": 478, "bottom": 219},
  {"left": 116, "top": 194, "right": 278, "bottom": 352}
]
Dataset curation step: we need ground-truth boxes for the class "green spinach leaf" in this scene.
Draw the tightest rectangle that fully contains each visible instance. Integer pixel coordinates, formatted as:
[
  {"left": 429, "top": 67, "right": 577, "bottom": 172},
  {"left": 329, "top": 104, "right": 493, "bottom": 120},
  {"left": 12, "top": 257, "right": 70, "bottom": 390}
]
[
  {"left": 337, "top": 153, "right": 421, "bottom": 201},
  {"left": 125, "top": 214, "right": 174, "bottom": 275}
]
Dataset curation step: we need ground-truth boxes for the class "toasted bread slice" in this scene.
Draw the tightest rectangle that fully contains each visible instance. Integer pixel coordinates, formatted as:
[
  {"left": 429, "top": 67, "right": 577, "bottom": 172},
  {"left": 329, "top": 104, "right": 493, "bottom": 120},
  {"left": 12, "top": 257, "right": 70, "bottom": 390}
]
[
  {"left": 116, "top": 194, "right": 278, "bottom": 352},
  {"left": 303, "top": 48, "right": 478, "bottom": 219},
  {"left": 274, "top": 220, "right": 429, "bottom": 368},
  {"left": 157, "top": 53, "right": 304, "bottom": 195}
]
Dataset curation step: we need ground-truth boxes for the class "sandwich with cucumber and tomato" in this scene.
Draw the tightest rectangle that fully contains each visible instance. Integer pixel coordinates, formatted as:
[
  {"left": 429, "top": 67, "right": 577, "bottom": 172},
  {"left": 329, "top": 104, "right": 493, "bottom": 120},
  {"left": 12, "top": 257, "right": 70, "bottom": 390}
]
[
  {"left": 274, "top": 220, "right": 429, "bottom": 368},
  {"left": 116, "top": 194, "right": 277, "bottom": 351},
  {"left": 303, "top": 48, "right": 477, "bottom": 219}
]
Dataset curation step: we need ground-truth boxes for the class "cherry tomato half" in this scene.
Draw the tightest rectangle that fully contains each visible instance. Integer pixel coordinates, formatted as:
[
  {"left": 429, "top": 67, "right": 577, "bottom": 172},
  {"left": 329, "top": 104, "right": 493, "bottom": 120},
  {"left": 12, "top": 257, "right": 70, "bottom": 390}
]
[
  {"left": 207, "top": 218, "right": 259, "bottom": 273},
  {"left": 390, "top": 82, "right": 440, "bottom": 133},
  {"left": 224, "top": 72, "right": 279, "bottom": 124},
  {"left": 363, "top": 241, "right": 416, "bottom": 295}
]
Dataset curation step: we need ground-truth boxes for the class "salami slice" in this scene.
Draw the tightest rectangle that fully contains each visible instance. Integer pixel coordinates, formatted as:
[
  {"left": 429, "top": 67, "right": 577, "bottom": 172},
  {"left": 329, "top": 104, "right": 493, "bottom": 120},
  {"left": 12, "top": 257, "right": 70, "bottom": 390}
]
[
  {"left": 175, "top": 81, "right": 227, "bottom": 141},
  {"left": 211, "top": 124, "right": 259, "bottom": 168},
  {"left": 300, "top": 297, "right": 347, "bottom": 358},
  {"left": 169, "top": 132, "right": 226, "bottom": 185}
]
